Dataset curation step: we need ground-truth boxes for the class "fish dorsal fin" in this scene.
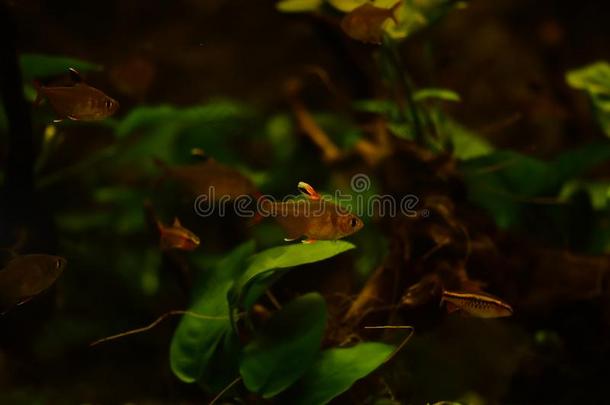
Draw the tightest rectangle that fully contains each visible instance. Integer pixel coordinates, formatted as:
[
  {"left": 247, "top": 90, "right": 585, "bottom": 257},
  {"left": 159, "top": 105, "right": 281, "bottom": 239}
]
[
  {"left": 297, "top": 181, "right": 321, "bottom": 200},
  {"left": 68, "top": 68, "right": 83, "bottom": 83},
  {"left": 172, "top": 217, "right": 182, "bottom": 227}
]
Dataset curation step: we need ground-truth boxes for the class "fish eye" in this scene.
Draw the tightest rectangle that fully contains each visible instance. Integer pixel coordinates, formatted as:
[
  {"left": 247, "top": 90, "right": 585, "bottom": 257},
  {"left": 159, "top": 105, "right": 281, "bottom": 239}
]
[
  {"left": 105, "top": 100, "right": 113, "bottom": 109},
  {"left": 350, "top": 217, "right": 358, "bottom": 227},
  {"left": 55, "top": 259, "right": 63, "bottom": 269}
]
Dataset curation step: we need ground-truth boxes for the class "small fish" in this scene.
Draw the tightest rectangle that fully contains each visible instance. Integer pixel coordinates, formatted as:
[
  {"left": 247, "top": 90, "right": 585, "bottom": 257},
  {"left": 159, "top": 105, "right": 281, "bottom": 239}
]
[
  {"left": 34, "top": 68, "right": 119, "bottom": 122},
  {"left": 441, "top": 290, "right": 513, "bottom": 318},
  {"left": 157, "top": 217, "right": 200, "bottom": 252},
  {"left": 340, "top": 1, "right": 402, "bottom": 44},
  {"left": 155, "top": 158, "right": 259, "bottom": 201},
  {"left": 263, "top": 182, "right": 364, "bottom": 243},
  {"left": 0, "top": 254, "right": 67, "bottom": 312}
]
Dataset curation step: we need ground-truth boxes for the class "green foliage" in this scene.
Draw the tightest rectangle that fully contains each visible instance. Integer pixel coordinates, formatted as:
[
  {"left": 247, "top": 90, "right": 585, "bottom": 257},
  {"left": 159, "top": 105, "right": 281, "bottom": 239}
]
[
  {"left": 114, "top": 101, "right": 257, "bottom": 171},
  {"left": 566, "top": 61, "right": 610, "bottom": 136},
  {"left": 414, "top": 88, "right": 461, "bottom": 102},
  {"left": 276, "top": 0, "right": 323, "bottom": 12},
  {"left": 240, "top": 292, "right": 327, "bottom": 397},
  {"left": 19, "top": 53, "right": 101, "bottom": 81},
  {"left": 462, "top": 141, "right": 610, "bottom": 229},
  {"left": 232, "top": 241, "right": 355, "bottom": 310},
  {"left": 281, "top": 342, "right": 395, "bottom": 405},
  {"left": 170, "top": 241, "right": 255, "bottom": 390}
]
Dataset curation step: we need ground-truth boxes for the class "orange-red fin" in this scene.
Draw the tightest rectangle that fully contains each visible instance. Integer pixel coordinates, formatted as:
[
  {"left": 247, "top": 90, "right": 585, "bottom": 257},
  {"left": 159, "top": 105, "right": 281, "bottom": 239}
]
[
  {"left": 172, "top": 217, "right": 182, "bottom": 227},
  {"left": 297, "top": 181, "right": 321, "bottom": 200}
]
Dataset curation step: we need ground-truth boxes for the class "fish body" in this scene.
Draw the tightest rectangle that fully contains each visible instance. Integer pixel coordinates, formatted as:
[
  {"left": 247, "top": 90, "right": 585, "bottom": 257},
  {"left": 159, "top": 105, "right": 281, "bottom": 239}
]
[
  {"left": 34, "top": 68, "right": 118, "bottom": 121},
  {"left": 0, "top": 254, "right": 67, "bottom": 311},
  {"left": 441, "top": 290, "right": 513, "bottom": 318},
  {"left": 158, "top": 218, "right": 200, "bottom": 251},
  {"left": 264, "top": 182, "right": 364, "bottom": 241},
  {"left": 157, "top": 158, "right": 258, "bottom": 200},
  {"left": 340, "top": 1, "right": 401, "bottom": 44}
]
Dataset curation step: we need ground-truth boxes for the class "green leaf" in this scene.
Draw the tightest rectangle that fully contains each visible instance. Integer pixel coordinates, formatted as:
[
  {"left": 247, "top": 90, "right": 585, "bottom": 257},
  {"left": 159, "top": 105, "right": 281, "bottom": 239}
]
[
  {"left": 566, "top": 62, "right": 610, "bottom": 136},
  {"left": 233, "top": 241, "right": 355, "bottom": 310},
  {"left": 170, "top": 241, "right": 255, "bottom": 390},
  {"left": 414, "top": 88, "right": 461, "bottom": 102},
  {"left": 559, "top": 180, "right": 610, "bottom": 210},
  {"left": 281, "top": 342, "right": 395, "bottom": 405},
  {"left": 566, "top": 61, "right": 610, "bottom": 95},
  {"left": 240, "top": 292, "right": 327, "bottom": 397},
  {"left": 276, "top": 0, "right": 322, "bottom": 12},
  {"left": 19, "top": 53, "right": 101, "bottom": 81}
]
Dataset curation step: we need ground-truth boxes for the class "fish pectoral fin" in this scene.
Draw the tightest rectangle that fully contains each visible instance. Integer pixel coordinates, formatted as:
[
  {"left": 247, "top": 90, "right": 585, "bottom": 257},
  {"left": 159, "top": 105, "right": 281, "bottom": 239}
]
[
  {"left": 68, "top": 68, "right": 83, "bottom": 83},
  {"left": 284, "top": 237, "right": 299, "bottom": 242},
  {"left": 302, "top": 239, "right": 317, "bottom": 244},
  {"left": 67, "top": 115, "right": 80, "bottom": 121},
  {"left": 445, "top": 301, "right": 460, "bottom": 314},
  {"left": 52, "top": 119, "right": 64, "bottom": 123}
]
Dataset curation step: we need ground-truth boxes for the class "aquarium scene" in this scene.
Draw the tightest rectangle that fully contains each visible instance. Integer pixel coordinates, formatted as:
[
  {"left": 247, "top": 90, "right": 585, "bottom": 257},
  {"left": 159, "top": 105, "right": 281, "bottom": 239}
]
[{"left": 1, "top": 0, "right": 610, "bottom": 404}]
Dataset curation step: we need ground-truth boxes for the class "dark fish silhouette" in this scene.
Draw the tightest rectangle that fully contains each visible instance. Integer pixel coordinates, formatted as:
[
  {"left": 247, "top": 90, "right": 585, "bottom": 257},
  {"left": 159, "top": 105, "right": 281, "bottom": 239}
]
[
  {"left": 34, "top": 68, "right": 119, "bottom": 122},
  {"left": 0, "top": 254, "right": 67, "bottom": 313}
]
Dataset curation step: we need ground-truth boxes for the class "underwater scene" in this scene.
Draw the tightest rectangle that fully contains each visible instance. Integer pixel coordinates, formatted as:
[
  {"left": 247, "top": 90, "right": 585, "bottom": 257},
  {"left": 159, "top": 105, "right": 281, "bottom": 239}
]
[{"left": 1, "top": 0, "right": 610, "bottom": 404}]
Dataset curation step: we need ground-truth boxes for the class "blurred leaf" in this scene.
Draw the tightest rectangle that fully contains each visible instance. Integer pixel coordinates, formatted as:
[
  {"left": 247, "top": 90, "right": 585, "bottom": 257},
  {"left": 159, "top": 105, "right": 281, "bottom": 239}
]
[
  {"left": 314, "top": 113, "right": 364, "bottom": 150},
  {"left": 328, "top": 0, "right": 366, "bottom": 12},
  {"left": 431, "top": 111, "right": 494, "bottom": 160},
  {"left": 566, "top": 61, "right": 610, "bottom": 136},
  {"left": 115, "top": 101, "right": 255, "bottom": 171},
  {"left": 276, "top": 0, "right": 323, "bottom": 12},
  {"left": 19, "top": 53, "right": 101, "bottom": 81},
  {"left": 266, "top": 113, "right": 296, "bottom": 163},
  {"left": 384, "top": 0, "right": 462, "bottom": 40},
  {"left": 170, "top": 241, "right": 255, "bottom": 390},
  {"left": 559, "top": 180, "right": 610, "bottom": 210},
  {"left": 462, "top": 141, "right": 610, "bottom": 228},
  {"left": 353, "top": 99, "right": 399, "bottom": 117},
  {"left": 232, "top": 241, "right": 355, "bottom": 310},
  {"left": 566, "top": 61, "right": 610, "bottom": 95},
  {"left": 414, "top": 88, "right": 460, "bottom": 102},
  {"left": 281, "top": 342, "right": 395, "bottom": 405},
  {"left": 240, "top": 292, "right": 327, "bottom": 398}
]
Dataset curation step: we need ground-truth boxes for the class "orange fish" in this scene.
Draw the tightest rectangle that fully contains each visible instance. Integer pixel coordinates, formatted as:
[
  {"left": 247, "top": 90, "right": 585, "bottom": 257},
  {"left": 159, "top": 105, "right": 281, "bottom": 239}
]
[
  {"left": 0, "top": 254, "right": 67, "bottom": 312},
  {"left": 441, "top": 290, "right": 513, "bottom": 318},
  {"left": 156, "top": 157, "right": 259, "bottom": 201},
  {"left": 263, "top": 182, "right": 364, "bottom": 243},
  {"left": 340, "top": 1, "right": 402, "bottom": 44},
  {"left": 34, "top": 68, "right": 119, "bottom": 122},
  {"left": 157, "top": 217, "right": 200, "bottom": 251}
]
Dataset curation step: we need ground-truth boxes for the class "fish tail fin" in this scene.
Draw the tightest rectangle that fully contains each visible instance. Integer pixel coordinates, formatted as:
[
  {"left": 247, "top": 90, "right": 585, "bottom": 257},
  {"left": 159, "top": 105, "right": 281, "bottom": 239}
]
[
  {"left": 33, "top": 80, "right": 44, "bottom": 107},
  {"left": 389, "top": 0, "right": 402, "bottom": 24}
]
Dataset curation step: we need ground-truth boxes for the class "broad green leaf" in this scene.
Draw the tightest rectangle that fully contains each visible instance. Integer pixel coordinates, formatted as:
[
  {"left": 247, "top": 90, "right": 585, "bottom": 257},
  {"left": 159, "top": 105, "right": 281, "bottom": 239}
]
[
  {"left": 240, "top": 292, "right": 327, "bottom": 397},
  {"left": 281, "top": 342, "right": 395, "bottom": 405},
  {"left": 566, "top": 61, "right": 610, "bottom": 95},
  {"left": 233, "top": 241, "right": 355, "bottom": 310},
  {"left": 170, "top": 241, "right": 255, "bottom": 390},
  {"left": 276, "top": 0, "right": 322, "bottom": 12},
  {"left": 431, "top": 112, "right": 494, "bottom": 160},
  {"left": 566, "top": 62, "right": 610, "bottom": 136},
  {"left": 19, "top": 53, "right": 101, "bottom": 81},
  {"left": 328, "top": 0, "right": 366, "bottom": 12},
  {"left": 414, "top": 88, "right": 461, "bottom": 102}
]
